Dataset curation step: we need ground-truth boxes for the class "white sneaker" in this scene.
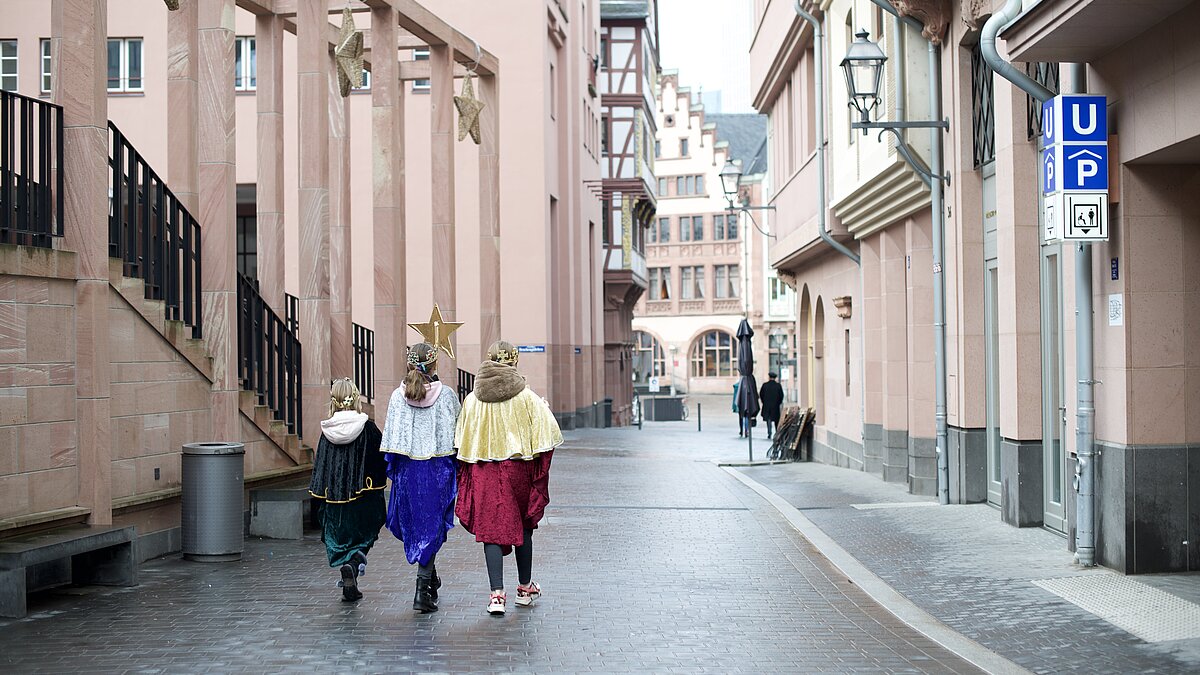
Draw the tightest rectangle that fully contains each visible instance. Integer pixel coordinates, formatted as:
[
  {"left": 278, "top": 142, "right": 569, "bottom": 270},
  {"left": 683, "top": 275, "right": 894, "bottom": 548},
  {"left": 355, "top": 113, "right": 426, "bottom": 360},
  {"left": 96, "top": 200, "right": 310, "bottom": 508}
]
[
  {"left": 487, "top": 591, "right": 506, "bottom": 615},
  {"left": 515, "top": 581, "right": 541, "bottom": 607}
]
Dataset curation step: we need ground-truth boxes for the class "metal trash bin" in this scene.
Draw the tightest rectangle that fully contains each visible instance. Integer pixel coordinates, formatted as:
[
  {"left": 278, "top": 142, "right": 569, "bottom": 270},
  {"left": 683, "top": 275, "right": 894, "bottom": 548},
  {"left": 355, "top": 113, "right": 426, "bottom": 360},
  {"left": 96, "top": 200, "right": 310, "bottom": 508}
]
[{"left": 181, "top": 442, "right": 245, "bottom": 562}]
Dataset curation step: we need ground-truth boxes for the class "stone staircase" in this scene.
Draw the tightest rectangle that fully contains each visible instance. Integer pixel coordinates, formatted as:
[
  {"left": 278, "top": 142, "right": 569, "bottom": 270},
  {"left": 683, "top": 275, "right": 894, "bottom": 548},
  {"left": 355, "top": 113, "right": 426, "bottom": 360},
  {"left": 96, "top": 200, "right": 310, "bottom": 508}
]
[{"left": 108, "top": 258, "right": 308, "bottom": 465}]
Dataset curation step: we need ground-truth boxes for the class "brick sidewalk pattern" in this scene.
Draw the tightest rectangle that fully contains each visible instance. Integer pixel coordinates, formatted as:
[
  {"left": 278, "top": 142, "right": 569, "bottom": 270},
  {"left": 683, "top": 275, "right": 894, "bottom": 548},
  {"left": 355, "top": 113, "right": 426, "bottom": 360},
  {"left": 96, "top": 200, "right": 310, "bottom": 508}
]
[
  {"left": 739, "top": 460, "right": 1200, "bottom": 674},
  {"left": 0, "top": 421, "right": 978, "bottom": 674}
]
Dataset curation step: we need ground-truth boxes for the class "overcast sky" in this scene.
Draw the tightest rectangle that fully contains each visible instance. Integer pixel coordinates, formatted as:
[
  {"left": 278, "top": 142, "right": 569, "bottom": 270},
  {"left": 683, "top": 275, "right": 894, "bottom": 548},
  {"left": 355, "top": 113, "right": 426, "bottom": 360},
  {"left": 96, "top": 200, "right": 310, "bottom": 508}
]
[{"left": 657, "top": 0, "right": 755, "bottom": 114}]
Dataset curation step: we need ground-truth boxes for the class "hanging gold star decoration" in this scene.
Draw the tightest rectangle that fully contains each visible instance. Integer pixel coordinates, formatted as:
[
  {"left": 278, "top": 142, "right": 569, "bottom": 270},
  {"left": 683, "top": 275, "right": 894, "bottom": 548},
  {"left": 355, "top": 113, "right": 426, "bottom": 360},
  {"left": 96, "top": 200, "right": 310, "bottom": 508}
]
[
  {"left": 164, "top": 0, "right": 180, "bottom": 9},
  {"left": 454, "top": 71, "right": 485, "bottom": 145},
  {"left": 335, "top": 7, "right": 364, "bottom": 98},
  {"left": 409, "top": 304, "right": 465, "bottom": 360}
]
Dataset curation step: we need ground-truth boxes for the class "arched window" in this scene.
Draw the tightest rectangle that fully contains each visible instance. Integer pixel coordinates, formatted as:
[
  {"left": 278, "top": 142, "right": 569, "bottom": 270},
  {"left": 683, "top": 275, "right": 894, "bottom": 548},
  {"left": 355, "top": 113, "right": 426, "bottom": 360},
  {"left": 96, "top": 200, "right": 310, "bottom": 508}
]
[
  {"left": 690, "top": 330, "right": 736, "bottom": 377},
  {"left": 632, "top": 330, "right": 666, "bottom": 384}
]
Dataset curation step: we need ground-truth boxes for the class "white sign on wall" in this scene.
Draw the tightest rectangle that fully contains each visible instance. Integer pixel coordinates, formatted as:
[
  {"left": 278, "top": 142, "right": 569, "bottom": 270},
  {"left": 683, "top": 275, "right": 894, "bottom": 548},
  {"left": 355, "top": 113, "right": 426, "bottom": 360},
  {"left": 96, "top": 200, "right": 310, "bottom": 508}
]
[
  {"left": 1108, "top": 294, "right": 1124, "bottom": 326},
  {"left": 648, "top": 376, "right": 660, "bottom": 393}
]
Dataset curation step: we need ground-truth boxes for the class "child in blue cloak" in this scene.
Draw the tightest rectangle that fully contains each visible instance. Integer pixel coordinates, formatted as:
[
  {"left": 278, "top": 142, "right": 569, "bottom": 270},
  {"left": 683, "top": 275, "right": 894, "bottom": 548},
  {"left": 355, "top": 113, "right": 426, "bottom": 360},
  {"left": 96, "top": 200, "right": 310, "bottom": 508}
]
[{"left": 380, "top": 342, "right": 462, "bottom": 613}]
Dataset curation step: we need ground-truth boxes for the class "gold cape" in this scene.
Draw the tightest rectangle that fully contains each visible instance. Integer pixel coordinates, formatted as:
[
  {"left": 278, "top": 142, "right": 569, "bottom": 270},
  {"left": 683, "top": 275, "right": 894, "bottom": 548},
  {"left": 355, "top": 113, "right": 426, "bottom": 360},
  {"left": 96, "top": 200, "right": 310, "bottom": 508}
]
[{"left": 454, "top": 387, "right": 564, "bottom": 463}]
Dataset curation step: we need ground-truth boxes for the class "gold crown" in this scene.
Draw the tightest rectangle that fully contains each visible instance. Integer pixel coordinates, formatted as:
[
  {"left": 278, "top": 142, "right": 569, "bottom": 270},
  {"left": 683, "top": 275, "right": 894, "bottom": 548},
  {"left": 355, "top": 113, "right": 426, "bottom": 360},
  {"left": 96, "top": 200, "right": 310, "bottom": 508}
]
[
  {"left": 407, "top": 344, "right": 438, "bottom": 369},
  {"left": 490, "top": 347, "right": 520, "bottom": 365}
]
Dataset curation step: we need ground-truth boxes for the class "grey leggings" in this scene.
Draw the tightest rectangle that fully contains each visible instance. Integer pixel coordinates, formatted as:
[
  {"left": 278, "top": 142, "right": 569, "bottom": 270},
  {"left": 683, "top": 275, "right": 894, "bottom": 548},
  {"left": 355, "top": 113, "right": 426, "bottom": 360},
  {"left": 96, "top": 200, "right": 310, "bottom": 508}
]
[
  {"left": 484, "top": 529, "right": 533, "bottom": 591},
  {"left": 417, "top": 554, "right": 437, "bottom": 580}
]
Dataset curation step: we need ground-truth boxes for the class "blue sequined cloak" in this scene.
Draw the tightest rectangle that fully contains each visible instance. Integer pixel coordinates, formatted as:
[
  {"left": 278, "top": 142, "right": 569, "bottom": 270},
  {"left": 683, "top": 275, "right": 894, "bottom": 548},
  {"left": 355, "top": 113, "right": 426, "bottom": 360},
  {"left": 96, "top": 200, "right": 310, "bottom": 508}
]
[{"left": 380, "top": 382, "right": 461, "bottom": 566}]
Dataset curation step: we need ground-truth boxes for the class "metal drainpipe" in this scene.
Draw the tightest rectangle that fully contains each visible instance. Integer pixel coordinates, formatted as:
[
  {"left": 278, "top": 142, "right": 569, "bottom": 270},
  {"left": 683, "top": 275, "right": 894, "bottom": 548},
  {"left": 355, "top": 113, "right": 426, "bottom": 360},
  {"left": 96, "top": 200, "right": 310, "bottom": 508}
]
[
  {"left": 870, "top": 0, "right": 949, "bottom": 504},
  {"left": 982, "top": 1, "right": 1095, "bottom": 565},
  {"left": 794, "top": 2, "right": 864, "bottom": 463},
  {"left": 1063, "top": 63, "right": 1096, "bottom": 567}
]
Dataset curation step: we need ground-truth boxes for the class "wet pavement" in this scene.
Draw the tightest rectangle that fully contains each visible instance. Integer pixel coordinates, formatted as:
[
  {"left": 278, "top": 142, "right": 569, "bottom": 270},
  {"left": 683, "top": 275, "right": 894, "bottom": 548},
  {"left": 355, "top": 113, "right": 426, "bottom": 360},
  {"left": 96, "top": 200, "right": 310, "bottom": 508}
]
[{"left": 0, "top": 411, "right": 981, "bottom": 674}]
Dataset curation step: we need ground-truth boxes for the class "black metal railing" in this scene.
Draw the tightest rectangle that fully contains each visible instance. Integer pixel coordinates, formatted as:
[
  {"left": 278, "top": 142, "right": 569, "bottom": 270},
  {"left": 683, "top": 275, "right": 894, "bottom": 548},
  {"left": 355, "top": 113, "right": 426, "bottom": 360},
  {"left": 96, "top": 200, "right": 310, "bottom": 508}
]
[
  {"left": 238, "top": 272, "right": 303, "bottom": 438},
  {"left": 1, "top": 90, "right": 63, "bottom": 248},
  {"left": 352, "top": 322, "right": 374, "bottom": 402},
  {"left": 457, "top": 368, "right": 476, "bottom": 403},
  {"left": 108, "top": 122, "right": 203, "bottom": 338},
  {"left": 1026, "top": 61, "right": 1060, "bottom": 141},
  {"left": 285, "top": 292, "right": 299, "bottom": 335}
]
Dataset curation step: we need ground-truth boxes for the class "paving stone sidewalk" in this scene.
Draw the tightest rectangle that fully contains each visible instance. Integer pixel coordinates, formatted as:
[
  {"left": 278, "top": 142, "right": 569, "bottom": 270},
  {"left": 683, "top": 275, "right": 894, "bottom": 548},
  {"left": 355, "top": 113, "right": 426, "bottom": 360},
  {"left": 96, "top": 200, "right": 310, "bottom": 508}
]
[
  {"left": 737, "top": 458, "right": 1200, "bottom": 674},
  {"left": 0, "top": 418, "right": 979, "bottom": 674}
]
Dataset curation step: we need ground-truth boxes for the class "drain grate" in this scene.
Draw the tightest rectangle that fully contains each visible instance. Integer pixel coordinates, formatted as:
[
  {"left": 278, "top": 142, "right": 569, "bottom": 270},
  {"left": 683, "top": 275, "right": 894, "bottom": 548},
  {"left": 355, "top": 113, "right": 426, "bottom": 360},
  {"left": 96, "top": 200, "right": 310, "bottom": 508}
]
[{"left": 1033, "top": 575, "right": 1200, "bottom": 643}]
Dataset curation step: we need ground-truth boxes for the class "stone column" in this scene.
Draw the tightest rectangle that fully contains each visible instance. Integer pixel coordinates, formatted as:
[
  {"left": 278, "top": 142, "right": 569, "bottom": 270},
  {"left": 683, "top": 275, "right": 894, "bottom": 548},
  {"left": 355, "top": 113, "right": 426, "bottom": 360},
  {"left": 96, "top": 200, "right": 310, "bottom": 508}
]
[
  {"left": 478, "top": 73, "right": 500, "bottom": 352},
  {"left": 297, "top": 0, "right": 332, "bottom": 443},
  {"left": 167, "top": 0, "right": 198, "bottom": 214},
  {"left": 198, "top": 0, "right": 239, "bottom": 442},
  {"left": 330, "top": 69, "right": 353, "bottom": 382},
  {"left": 54, "top": 0, "right": 111, "bottom": 524},
  {"left": 430, "top": 45, "right": 457, "bottom": 377},
  {"left": 255, "top": 14, "right": 285, "bottom": 313},
  {"left": 371, "top": 6, "right": 405, "bottom": 415}
]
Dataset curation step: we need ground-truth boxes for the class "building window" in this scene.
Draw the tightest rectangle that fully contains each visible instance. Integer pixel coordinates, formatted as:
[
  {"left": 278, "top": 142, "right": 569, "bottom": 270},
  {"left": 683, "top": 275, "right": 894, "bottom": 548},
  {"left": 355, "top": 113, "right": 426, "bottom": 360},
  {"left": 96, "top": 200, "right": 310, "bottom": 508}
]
[
  {"left": 237, "top": 214, "right": 258, "bottom": 280},
  {"left": 632, "top": 331, "right": 667, "bottom": 384},
  {"left": 845, "top": 329, "right": 852, "bottom": 396},
  {"left": 1025, "top": 62, "right": 1059, "bottom": 140},
  {"left": 413, "top": 48, "right": 430, "bottom": 92},
  {"left": 691, "top": 215, "right": 704, "bottom": 241},
  {"left": 696, "top": 175, "right": 705, "bottom": 194},
  {"left": 971, "top": 42, "right": 995, "bottom": 168},
  {"left": 0, "top": 40, "right": 17, "bottom": 92},
  {"left": 40, "top": 39, "right": 51, "bottom": 93},
  {"left": 654, "top": 140, "right": 661, "bottom": 157},
  {"left": 355, "top": 68, "right": 371, "bottom": 91},
  {"left": 714, "top": 264, "right": 739, "bottom": 298},
  {"left": 714, "top": 214, "right": 726, "bottom": 240},
  {"left": 680, "top": 138, "right": 689, "bottom": 156},
  {"left": 679, "top": 215, "right": 691, "bottom": 242},
  {"left": 691, "top": 330, "right": 735, "bottom": 377},
  {"left": 680, "top": 265, "right": 705, "bottom": 300},
  {"left": 107, "top": 38, "right": 144, "bottom": 93},
  {"left": 235, "top": 36, "right": 256, "bottom": 91},
  {"left": 549, "top": 62, "right": 556, "bottom": 120},
  {"left": 601, "top": 115, "right": 609, "bottom": 153},
  {"left": 675, "top": 176, "right": 685, "bottom": 196},
  {"left": 647, "top": 267, "right": 671, "bottom": 300},
  {"left": 768, "top": 332, "right": 791, "bottom": 380},
  {"left": 685, "top": 175, "right": 695, "bottom": 195},
  {"left": 727, "top": 212, "right": 738, "bottom": 240},
  {"left": 599, "top": 36, "right": 608, "bottom": 68},
  {"left": 658, "top": 177, "right": 668, "bottom": 195},
  {"left": 658, "top": 217, "right": 671, "bottom": 243}
]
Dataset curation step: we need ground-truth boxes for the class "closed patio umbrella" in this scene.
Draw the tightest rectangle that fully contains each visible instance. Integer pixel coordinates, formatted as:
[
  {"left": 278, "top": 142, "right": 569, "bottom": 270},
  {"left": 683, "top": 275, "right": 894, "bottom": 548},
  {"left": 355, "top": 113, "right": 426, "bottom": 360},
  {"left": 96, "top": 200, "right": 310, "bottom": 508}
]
[{"left": 736, "top": 319, "right": 760, "bottom": 461}]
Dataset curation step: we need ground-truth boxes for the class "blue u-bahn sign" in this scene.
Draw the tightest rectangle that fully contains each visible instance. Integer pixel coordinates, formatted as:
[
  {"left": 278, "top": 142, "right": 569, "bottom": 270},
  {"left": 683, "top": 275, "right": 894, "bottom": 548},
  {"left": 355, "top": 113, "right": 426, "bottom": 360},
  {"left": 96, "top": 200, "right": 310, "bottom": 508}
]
[{"left": 1042, "top": 94, "right": 1109, "bottom": 242}]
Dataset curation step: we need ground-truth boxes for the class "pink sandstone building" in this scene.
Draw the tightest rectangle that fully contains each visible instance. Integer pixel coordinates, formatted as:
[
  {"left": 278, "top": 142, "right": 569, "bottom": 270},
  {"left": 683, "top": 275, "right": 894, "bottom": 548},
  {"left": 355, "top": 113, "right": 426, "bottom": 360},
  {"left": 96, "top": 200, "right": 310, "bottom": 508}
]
[
  {"left": 0, "top": 0, "right": 615, "bottom": 560},
  {"left": 753, "top": 0, "right": 1200, "bottom": 573}
]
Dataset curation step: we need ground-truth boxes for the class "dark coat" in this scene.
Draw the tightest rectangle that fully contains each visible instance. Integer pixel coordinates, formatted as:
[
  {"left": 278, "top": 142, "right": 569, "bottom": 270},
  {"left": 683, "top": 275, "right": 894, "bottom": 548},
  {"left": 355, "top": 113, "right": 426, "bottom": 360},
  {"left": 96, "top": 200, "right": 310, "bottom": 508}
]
[
  {"left": 759, "top": 380, "right": 785, "bottom": 422},
  {"left": 309, "top": 420, "right": 387, "bottom": 503}
]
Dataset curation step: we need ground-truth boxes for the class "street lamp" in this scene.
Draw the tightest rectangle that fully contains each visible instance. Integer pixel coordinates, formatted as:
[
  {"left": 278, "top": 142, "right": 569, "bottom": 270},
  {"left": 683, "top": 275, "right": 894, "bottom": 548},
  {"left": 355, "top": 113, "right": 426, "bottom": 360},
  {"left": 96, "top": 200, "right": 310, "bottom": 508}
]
[
  {"left": 719, "top": 158, "right": 742, "bottom": 206},
  {"left": 836, "top": 14, "right": 950, "bottom": 506},
  {"left": 840, "top": 29, "right": 887, "bottom": 129}
]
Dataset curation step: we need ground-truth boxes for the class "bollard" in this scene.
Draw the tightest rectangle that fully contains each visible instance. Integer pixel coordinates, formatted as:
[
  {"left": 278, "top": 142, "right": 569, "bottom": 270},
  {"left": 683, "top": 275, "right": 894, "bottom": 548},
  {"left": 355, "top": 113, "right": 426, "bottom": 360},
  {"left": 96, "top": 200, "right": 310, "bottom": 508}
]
[{"left": 697, "top": 403, "right": 702, "bottom": 432}]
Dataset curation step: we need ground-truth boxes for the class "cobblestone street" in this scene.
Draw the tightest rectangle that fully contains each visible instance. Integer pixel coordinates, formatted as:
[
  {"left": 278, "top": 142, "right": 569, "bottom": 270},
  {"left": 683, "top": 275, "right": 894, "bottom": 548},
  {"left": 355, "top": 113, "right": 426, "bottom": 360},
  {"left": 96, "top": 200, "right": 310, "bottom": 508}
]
[{"left": 0, "top": 413, "right": 981, "bottom": 674}]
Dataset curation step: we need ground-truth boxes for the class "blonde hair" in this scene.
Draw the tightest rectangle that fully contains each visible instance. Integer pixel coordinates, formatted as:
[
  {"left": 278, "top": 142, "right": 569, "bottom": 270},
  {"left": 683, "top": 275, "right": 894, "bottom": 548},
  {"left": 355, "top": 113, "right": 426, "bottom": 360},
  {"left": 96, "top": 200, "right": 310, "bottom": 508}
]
[
  {"left": 487, "top": 340, "right": 519, "bottom": 366},
  {"left": 404, "top": 342, "right": 438, "bottom": 401},
  {"left": 329, "top": 377, "right": 362, "bottom": 417}
]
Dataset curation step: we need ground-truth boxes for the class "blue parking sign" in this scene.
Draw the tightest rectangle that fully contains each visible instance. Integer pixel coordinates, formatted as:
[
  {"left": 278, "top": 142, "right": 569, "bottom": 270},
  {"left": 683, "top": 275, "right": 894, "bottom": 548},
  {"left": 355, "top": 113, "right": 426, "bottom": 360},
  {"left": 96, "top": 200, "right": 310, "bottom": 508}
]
[
  {"left": 1043, "top": 148, "right": 1056, "bottom": 194},
  {"left": 1061, "top": 144, "right": 1108, "bottom": 191}
]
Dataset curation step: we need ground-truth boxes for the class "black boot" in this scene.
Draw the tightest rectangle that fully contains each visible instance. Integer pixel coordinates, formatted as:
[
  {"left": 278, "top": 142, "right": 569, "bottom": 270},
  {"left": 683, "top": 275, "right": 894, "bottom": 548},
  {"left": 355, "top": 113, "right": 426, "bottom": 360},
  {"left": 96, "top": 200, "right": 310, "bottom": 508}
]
[
  {"left": 340, "top": 564, "right": 362, "bottom": 602},
  {"left": 429, "top": 569, "right": 442, "bottom": 603},
  {"left": 413, "top": 577, "right": 438, "bottom": 613}
]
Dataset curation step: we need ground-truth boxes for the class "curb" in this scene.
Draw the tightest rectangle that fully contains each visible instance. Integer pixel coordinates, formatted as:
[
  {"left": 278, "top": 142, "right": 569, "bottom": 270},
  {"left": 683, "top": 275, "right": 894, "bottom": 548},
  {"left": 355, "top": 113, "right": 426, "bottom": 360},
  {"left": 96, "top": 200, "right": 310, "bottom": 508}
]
[{"left": 722, "top": 466, "right": 1031, "bottom": 675}]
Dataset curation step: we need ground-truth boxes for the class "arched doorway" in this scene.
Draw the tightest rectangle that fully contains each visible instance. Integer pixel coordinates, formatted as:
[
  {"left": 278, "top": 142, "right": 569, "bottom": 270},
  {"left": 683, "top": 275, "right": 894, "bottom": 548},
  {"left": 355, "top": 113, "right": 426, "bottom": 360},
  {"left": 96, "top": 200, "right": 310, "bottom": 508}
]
[
  {"left": 814, "top": 296, "right": 826, "bottom": 424},
  {"left": 631, "top": 330, "right": 667, "bottom": 386},
  {"left": 799, "top": 285, "right": 812, "bottom": 408},
  {"left": 689, "top": 329, "right": 736, "bottom": 378}
]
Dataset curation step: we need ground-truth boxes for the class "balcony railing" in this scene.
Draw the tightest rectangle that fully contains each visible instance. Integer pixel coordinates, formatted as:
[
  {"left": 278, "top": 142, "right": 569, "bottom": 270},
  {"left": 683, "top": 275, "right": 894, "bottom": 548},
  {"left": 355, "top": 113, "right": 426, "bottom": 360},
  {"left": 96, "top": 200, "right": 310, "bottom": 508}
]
[
  {"left": 238, "top": 272, "right": 303, "bottom": 438},
  {"left": 1, "top": 90, "right": 63, "bottom": 248},
  {"left": 109, "top": 122, "right": 203, "bottom": 339},
  {"left": 457, "top": 368, "right": 476, "bottom": 403},
  {"left": 352, "top": 322, "right": 374, "bottom": 403}
]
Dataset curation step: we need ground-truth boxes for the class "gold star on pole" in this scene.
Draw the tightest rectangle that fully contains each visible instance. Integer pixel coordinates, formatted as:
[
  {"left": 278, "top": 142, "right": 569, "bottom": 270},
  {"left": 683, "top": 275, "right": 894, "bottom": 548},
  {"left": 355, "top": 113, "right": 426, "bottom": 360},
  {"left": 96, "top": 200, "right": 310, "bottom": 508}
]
[
  {"left": 454, "top": 71, "right": 485, "bottom": 145},
  {"left": 335, "top": 7, "right": 364, "bottom": 98},
  {"left": 409, "top": 304, "right": 464, "bottom": 360},
  {"left": 164, "top": 0, "right": 180, "bottom": 9}
]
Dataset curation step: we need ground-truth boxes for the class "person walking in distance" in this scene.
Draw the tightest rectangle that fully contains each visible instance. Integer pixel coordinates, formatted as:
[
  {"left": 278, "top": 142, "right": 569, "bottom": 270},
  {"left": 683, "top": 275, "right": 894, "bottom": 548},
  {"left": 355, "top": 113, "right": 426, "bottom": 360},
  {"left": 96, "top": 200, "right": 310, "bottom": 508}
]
[
  {"left": 759, "top": 372, "right": 785, "bottom": 440},
  {"left": 380, "top": 342, "right": 462, "bottom": 614},
  {"left": 455, "top": 341, "right": 563, "bottom": 615},
  {"left": 308, "top": 378, "right": 387, "bottom": 602}
]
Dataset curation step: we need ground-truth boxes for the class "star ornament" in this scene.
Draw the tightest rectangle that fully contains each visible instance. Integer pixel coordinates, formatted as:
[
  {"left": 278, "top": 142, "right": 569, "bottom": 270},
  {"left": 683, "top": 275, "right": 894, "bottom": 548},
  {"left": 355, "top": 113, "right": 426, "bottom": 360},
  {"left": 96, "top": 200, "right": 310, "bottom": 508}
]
[
  {"left": 409, "top": 304, "right": 464, "bottom": 360},
  {"left": 454, "top": 71, "right": 485, "bottom": 145},
  {"left": 335, "top": 7, "right": 364, "bottom": 98}
]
